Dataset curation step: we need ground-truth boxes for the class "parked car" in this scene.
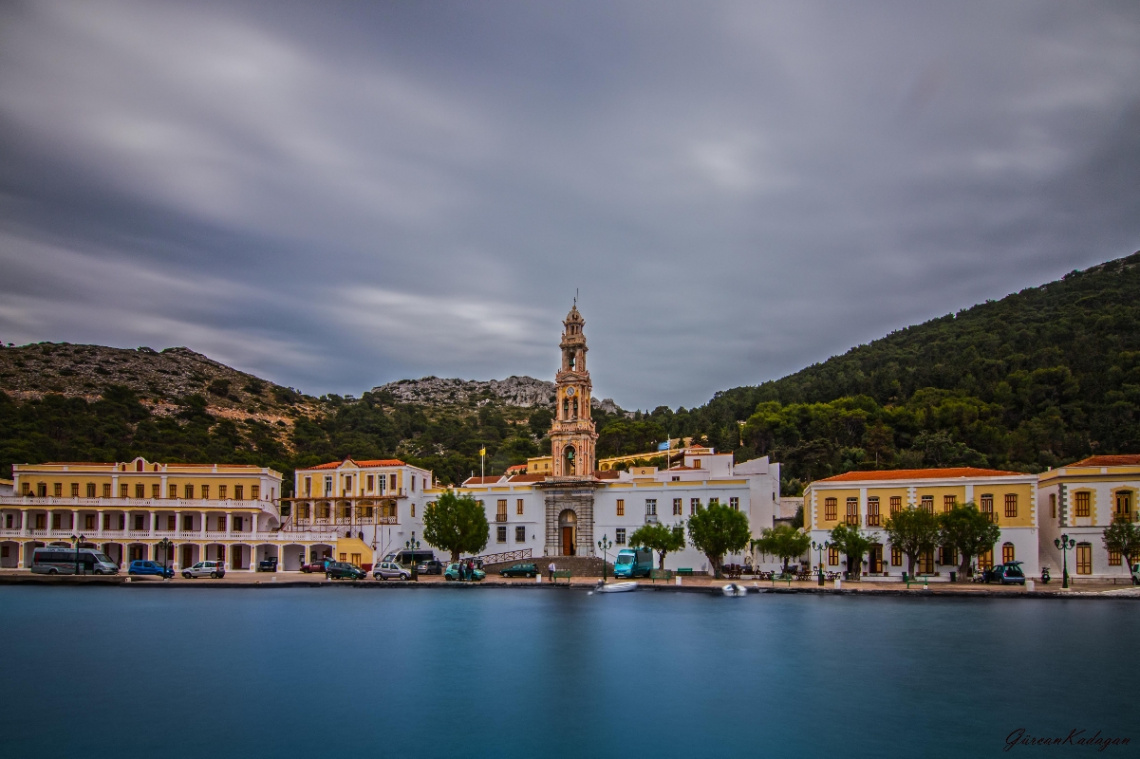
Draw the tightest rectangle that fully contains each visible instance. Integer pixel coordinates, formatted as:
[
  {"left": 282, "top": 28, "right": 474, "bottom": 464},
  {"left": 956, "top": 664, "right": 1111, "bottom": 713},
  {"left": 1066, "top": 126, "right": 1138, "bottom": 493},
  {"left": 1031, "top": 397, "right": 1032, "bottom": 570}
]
[
  {"left": 444, "top": 562, "right": 486, "bottom": 581},
  {"left": 128, "top": 560, "right": 174, "bottom": 579},
  {"left": 985, "top": 561, "right": 1026, "bottom": 585},
  {"left": 182, "top": 560, "right": 226, "bottom": 579},
  {"left": 416, "top": 559, "right": 444, "bottom": 575},
  {"left": 300, "top": 558, "right": 330, "bottom": 573},
  {"left": 373, "top": 561, "right": 411, "bottom": 581},
  {"left": 325, "top": 561, "right": 366, "bottom": 580},
  {"left": 257, "top": 557, "right": 278, "bottom": 572},
  {"left": 1132, "top": 563, "right": 1140, "bottom": 585},
  {"left": 499, "top": 562, "right": 538, "bottom": 578}
]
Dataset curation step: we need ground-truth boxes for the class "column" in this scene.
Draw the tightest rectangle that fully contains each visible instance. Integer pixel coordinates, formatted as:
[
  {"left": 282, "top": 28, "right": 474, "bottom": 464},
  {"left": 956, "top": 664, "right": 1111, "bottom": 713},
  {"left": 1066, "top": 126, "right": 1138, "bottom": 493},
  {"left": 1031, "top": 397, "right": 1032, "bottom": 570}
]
[
  {"left": 71, "top": 509, "right": 79, "bottom": 533},
  {"left": 148, "top": 510, "right": 156, "bottom": 537},
  {"left": 96, "top": 509, "right": 104, "bottom": 539}
]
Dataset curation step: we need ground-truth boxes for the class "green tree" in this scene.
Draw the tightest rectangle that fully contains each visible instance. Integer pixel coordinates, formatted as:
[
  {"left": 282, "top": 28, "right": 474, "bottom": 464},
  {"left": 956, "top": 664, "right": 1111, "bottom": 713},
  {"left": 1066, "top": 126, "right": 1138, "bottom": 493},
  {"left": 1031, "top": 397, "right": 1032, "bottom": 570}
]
[
  {"left": 938, "top": 502, "right": 1000, "bottom": 580},
  {"left": 752, "top": 524, "right": 811, "bottom": 573},
  {"left": 421, "top": 490, "right": 490, "bottom": 563},
  {"left": 1103, "top": 516, "right": 1140, "bottom": 584},
  {"left": 629, "top": 522, "right": 686, "bottom": 570},
  {"left": 687, "top": 502, "right": 750, "bottom": 578},
  {"left": 829, "top": 522, "right": 873, "bottom": 579},
  {"left": 884, "top": 507, "right": 940, "bottom": 577}
]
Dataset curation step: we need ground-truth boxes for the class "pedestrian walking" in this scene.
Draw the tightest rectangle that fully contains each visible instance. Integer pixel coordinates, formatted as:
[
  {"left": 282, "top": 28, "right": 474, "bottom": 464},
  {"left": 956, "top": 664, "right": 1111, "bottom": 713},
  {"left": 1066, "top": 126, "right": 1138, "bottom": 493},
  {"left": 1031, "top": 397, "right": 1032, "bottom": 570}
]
[{"left": 548, "top": 561, "right": 556, "bottom": 583}]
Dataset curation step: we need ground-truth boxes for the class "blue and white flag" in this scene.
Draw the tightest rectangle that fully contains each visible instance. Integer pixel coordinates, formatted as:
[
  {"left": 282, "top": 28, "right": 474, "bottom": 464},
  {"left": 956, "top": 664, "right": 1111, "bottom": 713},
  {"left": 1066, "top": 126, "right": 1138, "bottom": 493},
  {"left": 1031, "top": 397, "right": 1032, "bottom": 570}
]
[{"left": 657, "top": 440, "right": 670, "bottom": 451}]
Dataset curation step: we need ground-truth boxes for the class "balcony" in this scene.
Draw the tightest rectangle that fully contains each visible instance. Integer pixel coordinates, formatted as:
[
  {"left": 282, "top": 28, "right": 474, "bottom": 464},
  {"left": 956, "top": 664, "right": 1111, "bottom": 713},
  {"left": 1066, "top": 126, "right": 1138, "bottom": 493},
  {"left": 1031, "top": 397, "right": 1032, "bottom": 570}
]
[
  {"left": 496, "top": 514, "right": 508, "bottom": 523},
  {"left": 644, "top": 514, "right": 659, "bottom": 524}
]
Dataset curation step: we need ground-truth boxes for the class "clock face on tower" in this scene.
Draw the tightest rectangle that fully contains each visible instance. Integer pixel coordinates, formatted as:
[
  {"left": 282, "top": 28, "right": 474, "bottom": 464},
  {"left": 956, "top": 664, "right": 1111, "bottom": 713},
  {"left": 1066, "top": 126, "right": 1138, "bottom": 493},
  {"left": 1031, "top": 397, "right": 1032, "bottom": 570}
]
[{"left": 565, "top": 387, "right": 575, "bottom": 397}]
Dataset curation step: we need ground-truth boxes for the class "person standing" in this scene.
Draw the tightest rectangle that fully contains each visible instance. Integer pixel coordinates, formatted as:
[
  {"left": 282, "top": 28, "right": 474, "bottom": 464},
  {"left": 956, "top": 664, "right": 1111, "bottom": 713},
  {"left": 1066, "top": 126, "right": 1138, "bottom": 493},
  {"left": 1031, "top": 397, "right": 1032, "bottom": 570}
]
[{"left": 548, "top": 561, "right": 556, "bottom": 583}]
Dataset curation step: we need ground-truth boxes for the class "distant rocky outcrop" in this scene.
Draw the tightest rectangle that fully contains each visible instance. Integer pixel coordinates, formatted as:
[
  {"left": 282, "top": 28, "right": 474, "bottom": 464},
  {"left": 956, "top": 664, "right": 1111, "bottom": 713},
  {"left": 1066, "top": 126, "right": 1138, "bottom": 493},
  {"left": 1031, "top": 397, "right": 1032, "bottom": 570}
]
[{"left": 374, "top": 375, "right": 623, "bottom": 415}]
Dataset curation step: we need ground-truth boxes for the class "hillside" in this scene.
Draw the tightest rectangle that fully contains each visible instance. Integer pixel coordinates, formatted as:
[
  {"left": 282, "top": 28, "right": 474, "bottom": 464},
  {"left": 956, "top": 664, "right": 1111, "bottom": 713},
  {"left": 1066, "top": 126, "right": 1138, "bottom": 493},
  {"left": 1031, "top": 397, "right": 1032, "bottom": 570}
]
[
  {"left": 376, "top": 375, "right": 622, "bottom": 414},
  {"left": 642, "top": 250, "right": 1140, "bottom": 492}
]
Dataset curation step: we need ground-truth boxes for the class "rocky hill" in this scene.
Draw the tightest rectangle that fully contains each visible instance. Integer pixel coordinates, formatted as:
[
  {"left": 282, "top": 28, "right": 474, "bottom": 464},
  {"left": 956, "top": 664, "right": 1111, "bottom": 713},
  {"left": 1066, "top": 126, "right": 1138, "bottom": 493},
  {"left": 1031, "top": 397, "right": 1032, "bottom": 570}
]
[{"left": 375, "top": 375, "right": 623, "bottom": 415}]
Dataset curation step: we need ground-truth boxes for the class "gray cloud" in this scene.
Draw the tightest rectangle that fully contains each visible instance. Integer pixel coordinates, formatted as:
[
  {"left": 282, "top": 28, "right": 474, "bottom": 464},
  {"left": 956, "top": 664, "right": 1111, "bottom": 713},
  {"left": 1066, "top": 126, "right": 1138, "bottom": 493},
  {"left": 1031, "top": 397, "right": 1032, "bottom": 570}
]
[{"left": 1, "top": 1, "right": 1138, "bottom": 410}]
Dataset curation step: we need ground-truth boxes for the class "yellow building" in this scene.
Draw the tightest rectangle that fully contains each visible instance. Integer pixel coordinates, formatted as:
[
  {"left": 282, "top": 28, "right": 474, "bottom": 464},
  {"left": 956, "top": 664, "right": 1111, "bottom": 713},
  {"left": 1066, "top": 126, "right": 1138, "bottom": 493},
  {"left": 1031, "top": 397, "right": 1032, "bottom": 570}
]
[
  {"left": 804, "top": 467, "right": 1038, "bottom": 577},
  {"left": 0, "top": 458, "right": 282, "bottom": 571},
  {"left": 1038, "top": 455, "right": 1140, "bottom": 581}
]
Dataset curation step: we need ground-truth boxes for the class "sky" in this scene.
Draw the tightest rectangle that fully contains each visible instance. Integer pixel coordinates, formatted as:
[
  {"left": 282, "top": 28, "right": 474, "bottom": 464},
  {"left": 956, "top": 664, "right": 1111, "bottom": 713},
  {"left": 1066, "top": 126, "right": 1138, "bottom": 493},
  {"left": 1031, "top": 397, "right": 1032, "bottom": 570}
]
[{"left": 2, "top": 1, "right": 1139, "bottom": 411}]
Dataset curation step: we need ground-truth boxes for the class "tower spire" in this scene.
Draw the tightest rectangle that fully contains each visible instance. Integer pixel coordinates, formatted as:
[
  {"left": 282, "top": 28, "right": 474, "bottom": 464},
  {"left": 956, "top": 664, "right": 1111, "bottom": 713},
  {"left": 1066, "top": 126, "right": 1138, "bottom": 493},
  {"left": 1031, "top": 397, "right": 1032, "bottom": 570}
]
[{"left": 549, "top": 301, "right": 597, "bottom": 479}]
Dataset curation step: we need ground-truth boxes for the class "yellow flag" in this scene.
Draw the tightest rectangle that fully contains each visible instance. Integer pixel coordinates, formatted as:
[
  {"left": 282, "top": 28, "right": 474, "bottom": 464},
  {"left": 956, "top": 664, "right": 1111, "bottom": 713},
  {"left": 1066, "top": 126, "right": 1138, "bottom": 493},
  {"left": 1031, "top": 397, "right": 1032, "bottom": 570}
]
[{"left": 480, "top": 447, "right": 486, "bottom": 457}]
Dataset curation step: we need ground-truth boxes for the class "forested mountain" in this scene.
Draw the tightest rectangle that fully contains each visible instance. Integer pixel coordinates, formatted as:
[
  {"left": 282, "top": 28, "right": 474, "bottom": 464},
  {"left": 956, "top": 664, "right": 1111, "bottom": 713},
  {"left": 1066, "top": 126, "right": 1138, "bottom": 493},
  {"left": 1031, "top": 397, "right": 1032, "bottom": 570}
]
[{"left": 2, "top": 251, "right": 1138, "bottom": 493}]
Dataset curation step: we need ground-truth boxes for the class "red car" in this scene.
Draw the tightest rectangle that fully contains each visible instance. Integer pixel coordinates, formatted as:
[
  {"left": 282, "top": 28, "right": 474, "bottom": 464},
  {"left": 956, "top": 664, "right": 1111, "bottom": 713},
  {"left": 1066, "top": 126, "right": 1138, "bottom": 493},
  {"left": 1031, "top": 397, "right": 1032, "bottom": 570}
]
[{"left": 300, "top": 558, "right": 330, "bottom": 573}]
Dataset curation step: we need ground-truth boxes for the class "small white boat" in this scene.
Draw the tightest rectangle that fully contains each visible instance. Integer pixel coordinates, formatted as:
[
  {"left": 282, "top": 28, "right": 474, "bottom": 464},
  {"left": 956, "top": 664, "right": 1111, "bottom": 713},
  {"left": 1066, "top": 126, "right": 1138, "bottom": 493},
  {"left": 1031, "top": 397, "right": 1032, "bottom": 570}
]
[
  {"left": 721, "top": 583, "right": 748, "bottom": 597},
  {"left": 594, "top": 580, "right": 638, "bottom": 593}
]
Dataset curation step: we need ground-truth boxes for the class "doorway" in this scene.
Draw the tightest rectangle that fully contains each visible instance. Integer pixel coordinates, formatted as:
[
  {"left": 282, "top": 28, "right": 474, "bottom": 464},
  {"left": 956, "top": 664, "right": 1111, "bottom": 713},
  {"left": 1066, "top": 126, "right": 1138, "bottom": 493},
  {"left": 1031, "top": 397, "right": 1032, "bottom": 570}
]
[{"left": 559, "top": 509, "right": 577, "bottom": 556}]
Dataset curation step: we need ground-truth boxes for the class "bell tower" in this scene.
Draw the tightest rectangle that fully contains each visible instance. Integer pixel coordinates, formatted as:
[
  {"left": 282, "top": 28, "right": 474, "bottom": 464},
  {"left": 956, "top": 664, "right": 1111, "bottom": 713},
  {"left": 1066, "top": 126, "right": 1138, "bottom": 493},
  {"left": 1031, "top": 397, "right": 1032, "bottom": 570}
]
[{"left": 549, "top": 302, "right": 597, "bottom": 479}]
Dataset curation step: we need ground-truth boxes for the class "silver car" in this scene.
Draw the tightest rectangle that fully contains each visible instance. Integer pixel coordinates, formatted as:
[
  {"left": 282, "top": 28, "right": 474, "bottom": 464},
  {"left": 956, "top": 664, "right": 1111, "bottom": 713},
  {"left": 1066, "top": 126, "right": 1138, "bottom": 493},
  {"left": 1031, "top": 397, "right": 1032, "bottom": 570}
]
[
  {"left": 182, "top": 560, "right": 226, "bottom": 579},
  {"left": 373, "top": 561, "right": 410, "bottom": 581}
]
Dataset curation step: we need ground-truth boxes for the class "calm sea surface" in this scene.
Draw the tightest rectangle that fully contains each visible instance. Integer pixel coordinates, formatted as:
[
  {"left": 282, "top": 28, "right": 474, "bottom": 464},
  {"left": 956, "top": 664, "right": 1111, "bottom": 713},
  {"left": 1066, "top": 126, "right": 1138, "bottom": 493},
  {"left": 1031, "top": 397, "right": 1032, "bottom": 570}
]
[{"left": 0, "top": 586, "right": 1135, "bottom": 758}]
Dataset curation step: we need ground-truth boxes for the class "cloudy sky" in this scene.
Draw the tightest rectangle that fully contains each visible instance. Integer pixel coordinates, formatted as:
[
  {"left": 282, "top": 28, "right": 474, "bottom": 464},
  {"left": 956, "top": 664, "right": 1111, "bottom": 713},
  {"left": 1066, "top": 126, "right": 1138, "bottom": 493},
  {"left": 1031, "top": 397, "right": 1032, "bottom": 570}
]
[{"left": 2, "top": 2, "right": 1138, "bottom": 410}]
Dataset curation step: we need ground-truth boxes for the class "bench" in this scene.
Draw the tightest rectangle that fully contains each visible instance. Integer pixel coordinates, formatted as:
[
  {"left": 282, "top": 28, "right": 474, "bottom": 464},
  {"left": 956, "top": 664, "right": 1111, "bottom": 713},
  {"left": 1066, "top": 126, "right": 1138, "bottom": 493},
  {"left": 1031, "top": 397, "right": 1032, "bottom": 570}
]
[
  {"left": 676, "top": 568, "right": 694, "bottom": 576},
  {"left": 649, "top": 569, "right": 674, "bottom": 583},
  {"left": 906, "top": 574, "right": 934, "bottom": 589},
  {"left": 552, "top": 570, "right": 572, "bottom": 584}
]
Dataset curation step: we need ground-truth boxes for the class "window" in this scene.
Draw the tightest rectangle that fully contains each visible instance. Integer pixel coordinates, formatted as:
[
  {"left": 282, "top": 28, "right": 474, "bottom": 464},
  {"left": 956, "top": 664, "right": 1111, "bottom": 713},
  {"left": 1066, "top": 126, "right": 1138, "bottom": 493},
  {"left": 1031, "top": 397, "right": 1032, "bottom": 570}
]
[
  {"left": 690, "top": 498, "right": 700, "bottom": 515},
  {"left": 980, "top": 494, "right": 994, "bottom": 523},
  {"left": 219, "top": 485, "right": 227, "bottom": 499},
  {"left": 183, "top": 514, "right": 194, "bottom": 530},
  {"left": 497, "top": 500, "right": 507, "bottom": 521},
  {"left": 201, "top": 485, "right": 209, "bottom": 500},
  {"left": 130, "top": 483, "right": 141, "bottom": 499},
  {"left": 21, "top": 482, "right": 30, "bottom": 495},
  {"left": 324, "top": 476, "right": 333, "bottom": 496},
  {"left": 304, "top": 477, "right": 312, "bottom": 496},
  {"left": 1116, "top": 490, "right": 1134, "bottom": 519},
  {"left": 1074, "top": 491, "right": 1090, "bottom": 517},
  {"left": 673, "top": 498, "right": 682, "bottom": 515},
  {"left": 710, "top": 497, "right": 719, "bottom": 506},
  {"left": 317, "top": 503, "right": 329, "bottom": 519},
  {"left": 235, "top": 485, "right": 244, "bottom": 500},
  {"left": 167, "top": 515, "right": 176, "bottom": 530},
  {"left": 889, "top": 496, "right": 902, "bottom": 515},
  {"left": 251, "top": 485, "right": 260, "bottom": 500},
  {"left": 390, "top": 474, "right": 397, "bottom": 491},
  {"left": 103, "top": 483, "right": 112, "bottom": 498},
  {"left": 616, "top": 499, "right": 624, "bottom": 517},
  {"left": 978, "top": 549, "right": 993, "bottom": 571},
  {"left": 615, "top": 528, "right": 626, "bottom": 545},
  {"left": 920, "top": 495, "right": 933, "bottom": 514},
  {"left": 1050, "top": 493, "right": 1057, "bottom": 519},
  {"left": 943, "top": 495, "right": 957, "bottom": 513},
  {"left": 1076, "top": 543, "right": 1092, "bottom": 575},
  {"left": 134, "top": 514, "right": 144, "bottom": 530},
  {"left": 411, "top": 503, "right": 416, "bottom": 518},
  {"left": 827, "top": 546, "right": 840, "bottom": 566},
  {"left": 411, "top": 477, "right": 416, "bottom": 492},
  {"left": 645, "top": 499, "right": 657, "bottom": 516},
  {"left": 343, "top": 476, "right": 352, "bottom": 494},
  {"left": 919, "top": 550, "right": 934, "bottom": 574},
  {"left": 119, "top": 484, "right": 128, "bottom": 498},
  {"left": 891, "top": 546, "right": 902, "bottom": 566},
  {"left": 845, "top": 498, "right": 859, "bottom": 525},
  {"left": 939, "top": 546, "right": 956, "bottom": 565},
  {"left": 367, "top": 475, "right": 374, "bottom": 491},
  {"left": 217, "top": 515, "right": 227, "bottom": 531},
  {"left": 185, "top": 484, "right": 194, "bottom": 499},
  {"left": 692, "top": 459, "right": 701, "bottom": 469},
  {"left": 151, "top": 484, "right": 160, "bottom": 498},
  {"left": 730, "top": 497, "right": 740, "bottom": 511},
  {"left": 54, "top": 483, "right": 62, "bottom": 497},
  {"left": 52, "top": 513, "right": 62, "bottom": 529},
  {"left": 516, "top": 526, "right": 526, "bottom": 543},
  {"left": 517, "top": 499, "right": 524, "bottom": 515},
  {"left": 867, "top": 497, "right": 880, "bottom": 526},
  {"left": 824, "top": 498, "right": 837, "bottom": 521},
  {"left": 1001, "top": 543, "right": 1015, "bottom": 564},
  {"left": 168, "top": 484, "right": 177, "bottom": 499},
  {"left": 71, "top": 483, "right": 79, "bottom": 498},
  {"left": 1004, "top": 494, "right": 1018, "bottom": 519},
  {"left": 86, "top": 483, "right": 96, "bottom": 498},
  {"left": 1108, "top": 548, "right": 1122, "bottom": 566},
  {"left": 496, "top": 526, "right": 507, "bottom": 543}
]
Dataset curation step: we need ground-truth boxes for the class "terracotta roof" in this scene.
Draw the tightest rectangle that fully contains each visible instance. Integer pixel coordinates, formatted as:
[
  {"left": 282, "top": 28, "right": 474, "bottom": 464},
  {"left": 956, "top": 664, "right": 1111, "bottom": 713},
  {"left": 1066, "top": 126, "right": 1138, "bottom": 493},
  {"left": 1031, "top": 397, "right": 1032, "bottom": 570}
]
[
  {"left": 593, "top": 470, "right": 621, "bottom": 480},
  {"left": 507, "top": 474, "right": 547, "bottom": 483},
  {"left": 308, "top": 458, "right": 406, "bottom": 470},
  {"left": 1064, "top": 455, "right": 1140, "bottom": 468},
  {"left": 505, "top": 464, "right": 527, "bottom": 473},
  {"left": 816, "top": 467, "right": 1026, "bottom": 483},
  {"left": 461, "top": 476, "right": 502, "bottom": 486}
]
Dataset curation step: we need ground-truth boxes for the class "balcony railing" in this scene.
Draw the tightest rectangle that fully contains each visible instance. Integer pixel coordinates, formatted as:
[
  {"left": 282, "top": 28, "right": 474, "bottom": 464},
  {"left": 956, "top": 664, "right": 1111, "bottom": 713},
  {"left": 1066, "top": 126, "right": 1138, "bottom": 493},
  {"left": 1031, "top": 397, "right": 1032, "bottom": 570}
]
[
  {"left": 1, "top": 496, "right": 275, "bottom": 510},
  {"left": 495, "top": 514, "right": 508, "bottom": 523},
  {"left": 645, "top": 514, "right": 659, "bottom": 524}
]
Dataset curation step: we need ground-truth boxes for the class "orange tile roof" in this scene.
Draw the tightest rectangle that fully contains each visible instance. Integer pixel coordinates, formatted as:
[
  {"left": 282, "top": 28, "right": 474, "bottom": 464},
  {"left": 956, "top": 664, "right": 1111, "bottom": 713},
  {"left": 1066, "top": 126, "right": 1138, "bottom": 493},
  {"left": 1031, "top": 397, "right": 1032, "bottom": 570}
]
[
  {"left": 308, "top": 458, "right": 406, "bottom": 470},
  {"left": 1064, "top": 455, "right": 1140, "bottom": 468},
  {"left": 505, "top": 464, "right": 527, "bottom": 473},
  {"left": 462, "top": 476, "right": 502, "bottom": 485},
  {"left": 817, "top": 467, "right": 1026, "bottom": 483}
]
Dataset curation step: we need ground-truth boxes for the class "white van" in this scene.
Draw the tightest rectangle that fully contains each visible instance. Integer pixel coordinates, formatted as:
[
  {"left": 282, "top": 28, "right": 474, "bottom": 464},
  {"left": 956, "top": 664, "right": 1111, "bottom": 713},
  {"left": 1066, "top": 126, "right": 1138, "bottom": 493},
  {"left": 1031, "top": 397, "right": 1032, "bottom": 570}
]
[{"left": 31, "top": 547, "right": 119, "bottom": 575}]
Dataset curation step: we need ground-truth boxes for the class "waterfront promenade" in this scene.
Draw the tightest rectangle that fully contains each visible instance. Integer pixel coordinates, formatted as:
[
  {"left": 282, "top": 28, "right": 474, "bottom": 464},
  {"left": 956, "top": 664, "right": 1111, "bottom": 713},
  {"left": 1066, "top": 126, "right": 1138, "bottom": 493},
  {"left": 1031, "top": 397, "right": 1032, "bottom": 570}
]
[{"left": 3, "top": 569, "right": 1137, "bottom": 596}]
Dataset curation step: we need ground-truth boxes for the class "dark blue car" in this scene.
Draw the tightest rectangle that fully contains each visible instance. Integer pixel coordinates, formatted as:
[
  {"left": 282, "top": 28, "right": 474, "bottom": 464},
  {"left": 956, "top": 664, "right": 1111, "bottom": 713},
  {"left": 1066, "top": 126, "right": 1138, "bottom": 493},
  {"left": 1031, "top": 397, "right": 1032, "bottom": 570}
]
[{"left": 128, "top": 560, "right": 174, "bottom": 579}]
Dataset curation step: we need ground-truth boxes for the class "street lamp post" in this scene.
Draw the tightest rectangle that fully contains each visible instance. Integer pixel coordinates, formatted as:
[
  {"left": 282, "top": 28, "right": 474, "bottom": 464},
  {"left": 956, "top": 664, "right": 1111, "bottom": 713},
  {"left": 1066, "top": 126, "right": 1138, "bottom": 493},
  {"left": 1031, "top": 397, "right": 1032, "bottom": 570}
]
[
  {"left": 811, "top": 541, "right": 830, "bottom": 586},
  {"left": 597, "top": 534, "right": 612, "bottom": 583},
  {"left": 406, "top": 532, "right": 420, "bottom": 581},
  {"left": 71, "top": 534, "right": 85, "bottom": 575},
  {"left": 1055, "top": 533, "right": 1076, "bottom": 589},
  {"left": 158, "top": 537, "right": 173, "bottom": 579}
]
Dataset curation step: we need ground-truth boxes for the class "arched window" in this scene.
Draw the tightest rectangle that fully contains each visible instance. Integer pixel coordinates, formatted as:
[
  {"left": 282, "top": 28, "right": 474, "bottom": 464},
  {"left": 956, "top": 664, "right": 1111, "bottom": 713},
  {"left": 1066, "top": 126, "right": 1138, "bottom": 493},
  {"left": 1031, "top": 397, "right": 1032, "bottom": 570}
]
[
  {"left": 572, "top": 398, "right": 578, "bottom": 419},
  {"left": 562, "top": 398, "right": 569, "bottom": 419},
  {"left": 562, "top": 445, "right": 576, "bottom": 476},
  {"left": 1001, "top": 542, "right": 1015, "bottom": 564}
]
